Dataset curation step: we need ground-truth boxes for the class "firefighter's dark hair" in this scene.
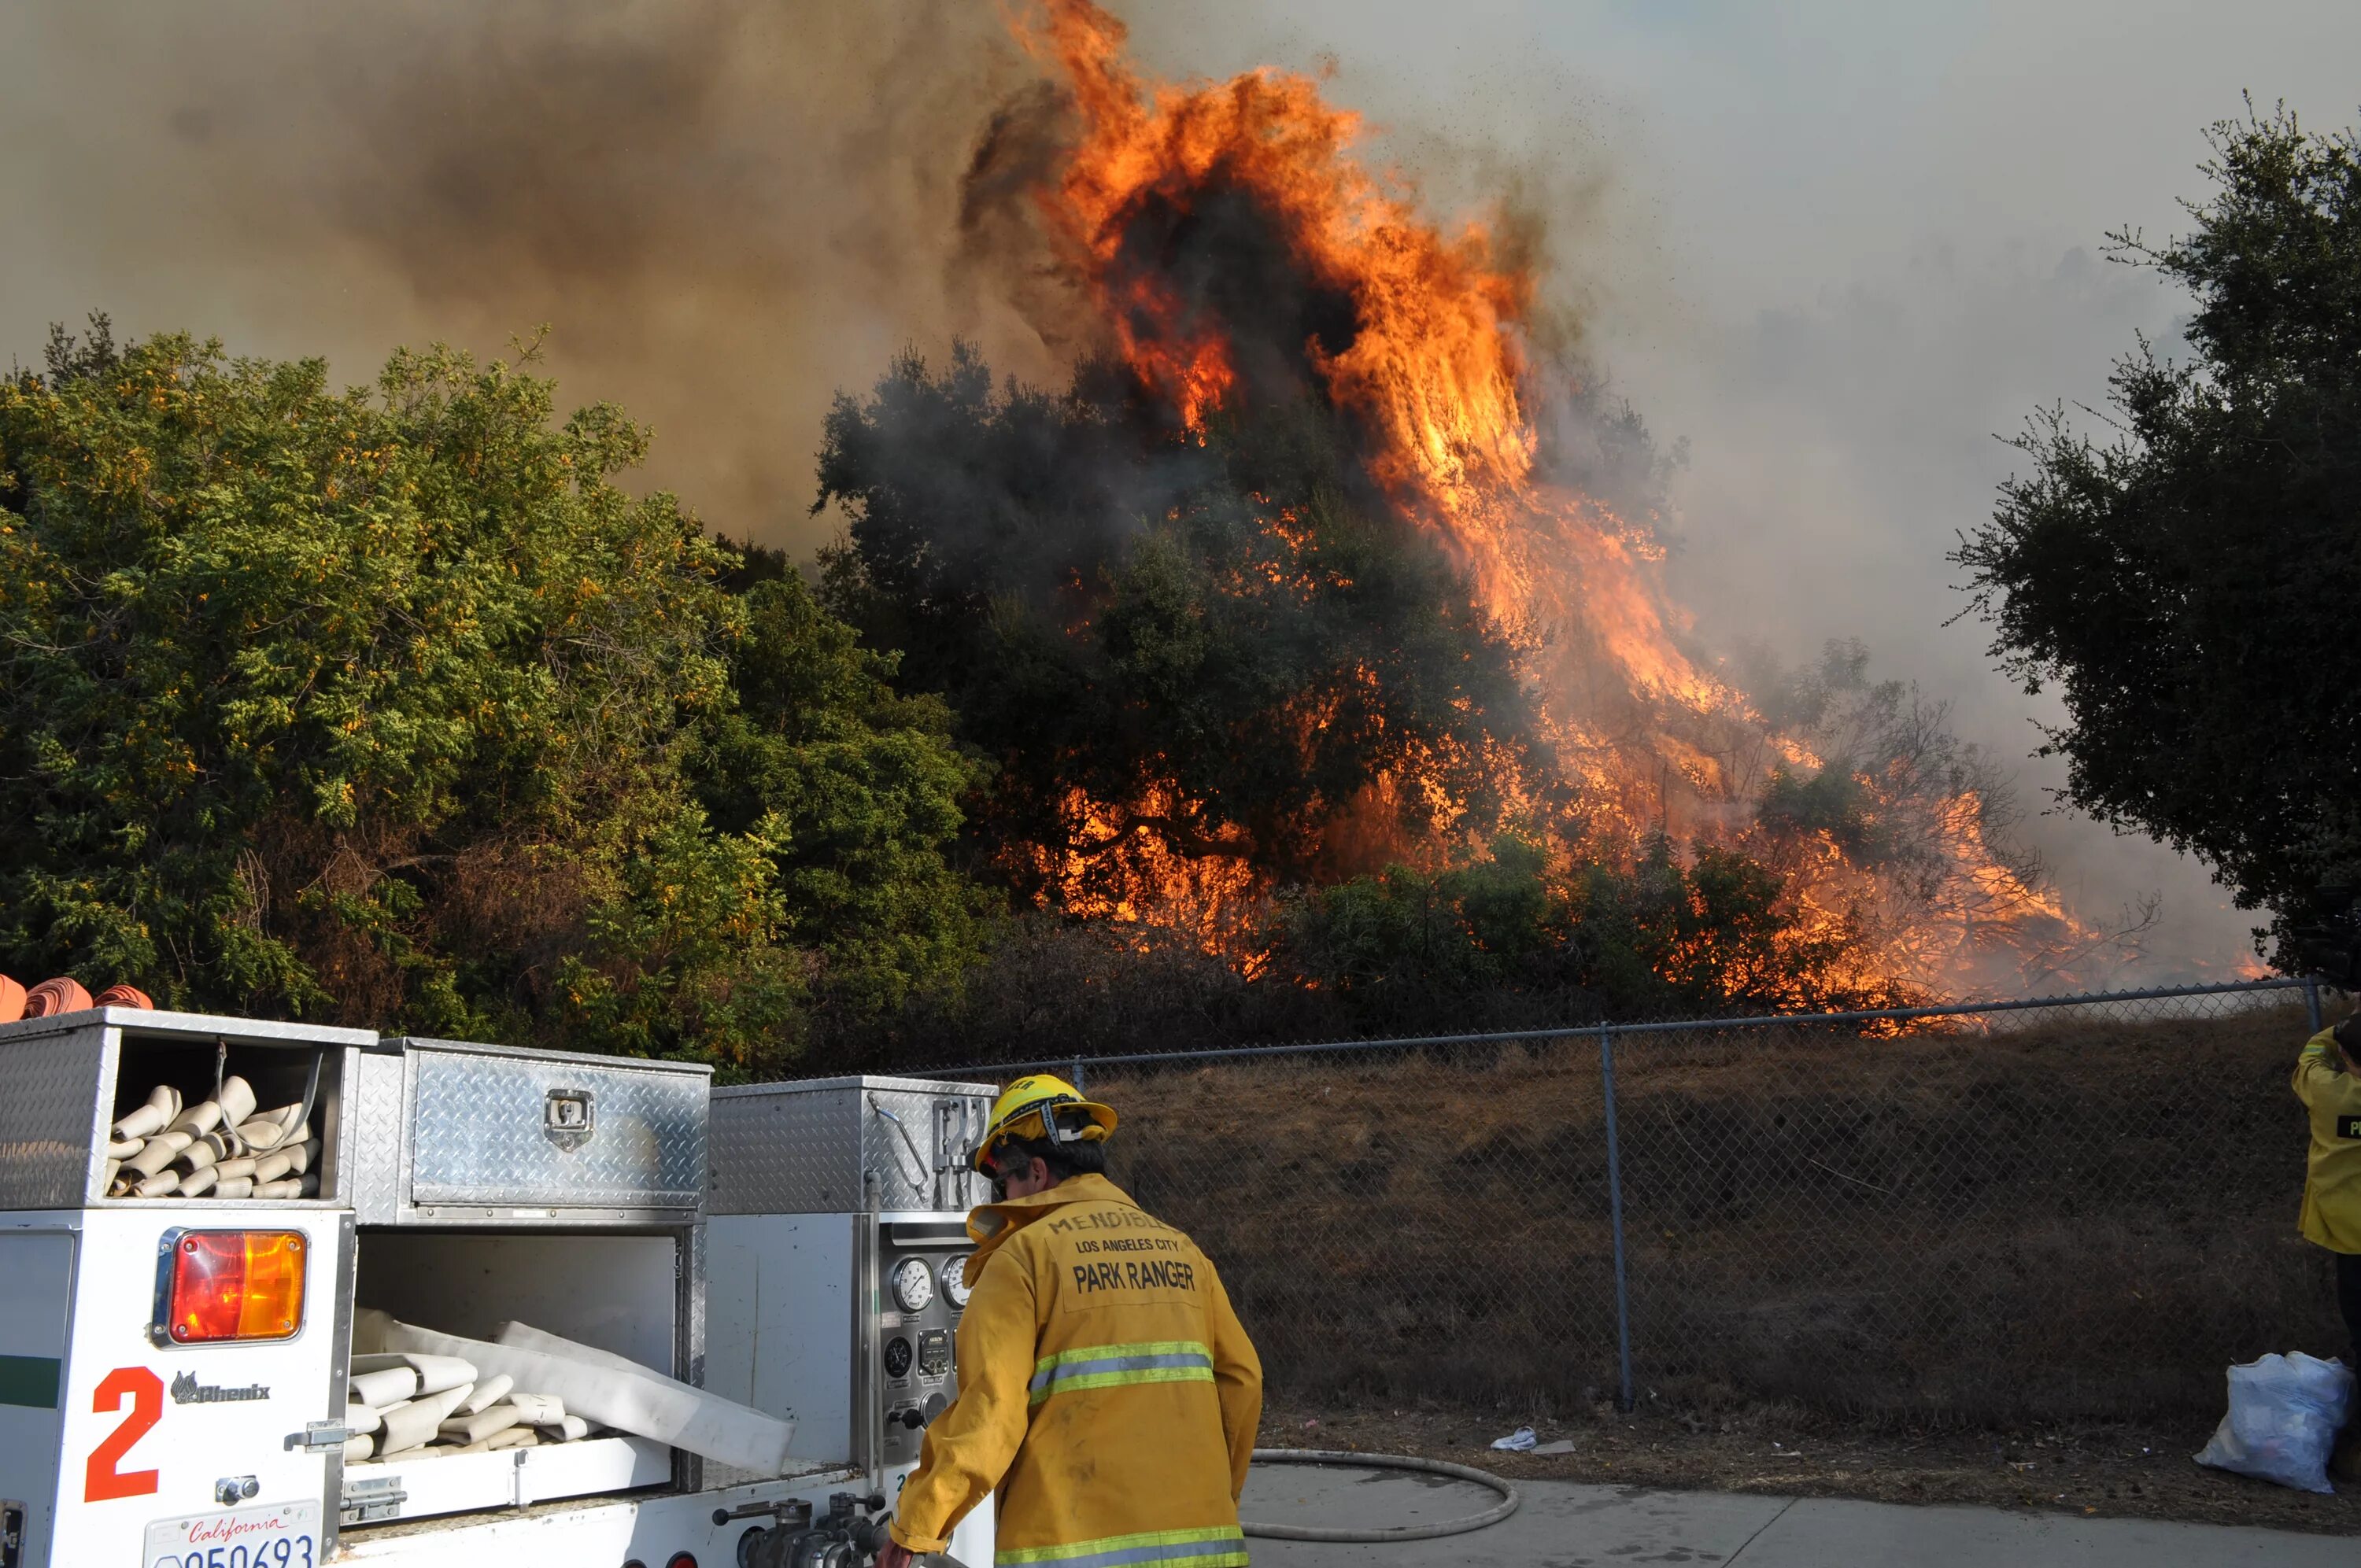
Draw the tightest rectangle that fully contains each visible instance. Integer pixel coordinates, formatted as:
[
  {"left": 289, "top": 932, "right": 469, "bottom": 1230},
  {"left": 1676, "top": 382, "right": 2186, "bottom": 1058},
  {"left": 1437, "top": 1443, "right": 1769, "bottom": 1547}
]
[{"left": 1000, "top": 1132, "right": 1107, "bottom": 1183}]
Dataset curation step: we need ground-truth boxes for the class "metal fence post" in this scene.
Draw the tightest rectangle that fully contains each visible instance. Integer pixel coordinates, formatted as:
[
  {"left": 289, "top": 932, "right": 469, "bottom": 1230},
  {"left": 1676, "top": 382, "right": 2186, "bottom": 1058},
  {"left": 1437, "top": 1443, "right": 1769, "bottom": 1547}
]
[
  {"left": 1600, "top": 1028, "right": 1636, "bottom": 1414},
  {"left": 2307, "top": 976, "right": 2324, "bottom": 1032},
  {"left": 1072, "top": 1057, "right": 1086, "bottom": 1094}
]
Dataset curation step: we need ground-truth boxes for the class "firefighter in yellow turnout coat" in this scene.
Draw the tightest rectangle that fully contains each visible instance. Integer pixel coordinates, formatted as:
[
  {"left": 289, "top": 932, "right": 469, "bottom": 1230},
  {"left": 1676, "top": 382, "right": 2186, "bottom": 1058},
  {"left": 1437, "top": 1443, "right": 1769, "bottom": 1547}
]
[
  {"left": 881, "top": 1076, "right": 1263, "bottom": 1568},
  {"left": 2295, "top": 1018, "right": 2361, "bottom": 1363}
]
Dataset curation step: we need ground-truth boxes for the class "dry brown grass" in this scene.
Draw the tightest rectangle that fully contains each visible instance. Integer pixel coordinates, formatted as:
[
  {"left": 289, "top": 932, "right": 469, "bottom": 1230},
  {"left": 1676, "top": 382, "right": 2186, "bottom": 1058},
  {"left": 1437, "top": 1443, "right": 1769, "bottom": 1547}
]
[{"left": 1096, "top": 1000, "right": 2344, "bottom": 1425}]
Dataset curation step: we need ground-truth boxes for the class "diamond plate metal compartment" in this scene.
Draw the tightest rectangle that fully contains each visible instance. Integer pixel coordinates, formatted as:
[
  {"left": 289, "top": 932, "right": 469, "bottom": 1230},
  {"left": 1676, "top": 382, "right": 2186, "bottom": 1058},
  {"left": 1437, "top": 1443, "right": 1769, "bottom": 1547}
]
[
  {"left": 709, "top": 1075, "right": 997, "bottom": 1215},
  {"left": 345, "top": 1048, "right": 408, "bottom": 1224},
  {"left": 394, "top": 1038, "right": 711, "bottom": 1213},
  {"left": 0, "top": 1022, "right": 107, "bottom": 1209},
  {"left": 0, "top": 1009, "right": 371, "bottom": 1211}
]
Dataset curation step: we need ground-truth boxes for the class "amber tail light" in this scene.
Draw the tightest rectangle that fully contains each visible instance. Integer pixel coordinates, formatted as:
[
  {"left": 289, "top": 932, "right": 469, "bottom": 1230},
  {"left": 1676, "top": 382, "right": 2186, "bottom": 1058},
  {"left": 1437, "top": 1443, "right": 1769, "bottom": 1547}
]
[{"left": 158, "top": 1230, "right": 306, "bottom": 1344}]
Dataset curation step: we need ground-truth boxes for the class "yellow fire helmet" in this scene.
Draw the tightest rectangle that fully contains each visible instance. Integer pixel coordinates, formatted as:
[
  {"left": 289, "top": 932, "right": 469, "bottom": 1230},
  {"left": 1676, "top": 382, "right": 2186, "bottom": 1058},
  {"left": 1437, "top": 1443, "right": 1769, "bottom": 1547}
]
[{"left": 973, "top": 1073, "right": 1118, "bottom": 1176}]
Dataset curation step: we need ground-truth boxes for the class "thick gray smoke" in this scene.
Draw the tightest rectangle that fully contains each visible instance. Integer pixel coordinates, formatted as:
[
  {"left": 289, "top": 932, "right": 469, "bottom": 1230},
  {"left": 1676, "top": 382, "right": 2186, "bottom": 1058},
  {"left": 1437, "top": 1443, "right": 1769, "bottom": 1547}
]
[{"left": 0, "top": 0, "right": 1062, "bottom": 539}]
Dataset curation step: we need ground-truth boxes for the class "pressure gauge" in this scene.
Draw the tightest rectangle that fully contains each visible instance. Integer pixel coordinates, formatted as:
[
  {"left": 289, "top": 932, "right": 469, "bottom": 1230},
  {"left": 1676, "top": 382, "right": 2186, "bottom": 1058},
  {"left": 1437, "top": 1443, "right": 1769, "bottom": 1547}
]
[
  {"left": 892, "top": 1256, "right": 936, "bottom": 1313},
  {"left": 941, "top": 1255, "right": 974, "bottom": 1310}
]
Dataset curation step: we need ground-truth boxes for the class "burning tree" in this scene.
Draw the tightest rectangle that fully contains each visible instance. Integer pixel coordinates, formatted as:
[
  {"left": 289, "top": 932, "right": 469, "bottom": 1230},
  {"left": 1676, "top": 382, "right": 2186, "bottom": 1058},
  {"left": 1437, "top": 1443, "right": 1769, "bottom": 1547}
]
[
  {"left": 811, "top": 0, "right": 2101, "bottom": 1012},
  {"left": 814, "top": 343, "right": 1555, "bottom": 936}
]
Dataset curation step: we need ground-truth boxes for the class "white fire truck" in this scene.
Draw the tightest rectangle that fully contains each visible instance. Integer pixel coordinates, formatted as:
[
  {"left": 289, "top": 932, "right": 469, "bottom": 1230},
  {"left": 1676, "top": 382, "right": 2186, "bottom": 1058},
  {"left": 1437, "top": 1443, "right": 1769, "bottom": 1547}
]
[{"left": 0, "top": 1006, "right": 997, "bottom": 1568}]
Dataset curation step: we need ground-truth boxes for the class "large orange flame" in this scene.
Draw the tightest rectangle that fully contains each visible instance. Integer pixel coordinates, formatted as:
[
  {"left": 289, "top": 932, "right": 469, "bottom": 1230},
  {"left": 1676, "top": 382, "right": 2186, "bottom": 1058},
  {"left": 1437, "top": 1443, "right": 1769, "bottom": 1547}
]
[{"left": 1007, "top": 0, "right": 2093, "bottom": 994}]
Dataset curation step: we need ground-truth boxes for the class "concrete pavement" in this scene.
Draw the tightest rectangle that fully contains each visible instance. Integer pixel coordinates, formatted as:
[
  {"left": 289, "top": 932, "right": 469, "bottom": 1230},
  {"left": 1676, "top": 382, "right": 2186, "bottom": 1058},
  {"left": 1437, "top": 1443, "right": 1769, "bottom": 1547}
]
[{"left": 1239, "top": 1458, "right": 2353, "bottom": 1566}]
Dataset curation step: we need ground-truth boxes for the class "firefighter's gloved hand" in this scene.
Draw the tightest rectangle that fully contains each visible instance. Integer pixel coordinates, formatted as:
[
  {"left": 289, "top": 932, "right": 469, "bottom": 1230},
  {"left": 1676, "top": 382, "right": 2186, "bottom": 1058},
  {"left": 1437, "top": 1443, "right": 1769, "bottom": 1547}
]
[{"left": 874, "top": 1544, "right": 969, "bottom": 1568}]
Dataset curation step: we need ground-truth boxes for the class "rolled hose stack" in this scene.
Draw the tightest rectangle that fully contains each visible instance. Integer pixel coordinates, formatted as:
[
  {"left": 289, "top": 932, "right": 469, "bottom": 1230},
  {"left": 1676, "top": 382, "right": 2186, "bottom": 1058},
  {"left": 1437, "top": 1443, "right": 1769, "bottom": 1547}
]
[
  {"left": 342, "top": 1352, "right": 601, "bottom": 1464},
  {"left": 104, "top": 1075, "right": 321, "bottom": 1200},
  {"left": 12, "top": 977, "right": 323, "bottom": 1199},
  {"left": 0, "top": 973, "right": 151, "bottom": 1024}
]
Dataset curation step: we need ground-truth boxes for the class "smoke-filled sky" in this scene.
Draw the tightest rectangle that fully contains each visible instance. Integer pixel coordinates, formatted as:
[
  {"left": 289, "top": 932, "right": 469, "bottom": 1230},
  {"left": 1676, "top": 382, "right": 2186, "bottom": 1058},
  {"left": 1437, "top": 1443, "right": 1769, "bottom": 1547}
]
[{"left": 4, "top": 0, "right": 2355, "bottom": 975}]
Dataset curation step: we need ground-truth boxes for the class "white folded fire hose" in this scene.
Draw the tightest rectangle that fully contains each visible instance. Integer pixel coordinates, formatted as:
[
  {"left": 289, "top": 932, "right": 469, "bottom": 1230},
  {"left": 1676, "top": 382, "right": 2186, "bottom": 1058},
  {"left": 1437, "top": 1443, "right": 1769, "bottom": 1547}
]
[
  {"left": 356, "top": 1310, "right": 795, "bottom": 1474},
  {"left": 1240, "top": 1448, "right": 1520, "bottom": 1542}
]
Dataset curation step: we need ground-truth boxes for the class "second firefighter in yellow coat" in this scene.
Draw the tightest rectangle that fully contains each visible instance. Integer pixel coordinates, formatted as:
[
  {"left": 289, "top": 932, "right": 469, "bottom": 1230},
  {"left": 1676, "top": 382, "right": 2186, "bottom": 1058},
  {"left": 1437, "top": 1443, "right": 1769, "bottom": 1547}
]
[{"left": 881, "top": 1075, "right": 1263, "bottom": 1568}]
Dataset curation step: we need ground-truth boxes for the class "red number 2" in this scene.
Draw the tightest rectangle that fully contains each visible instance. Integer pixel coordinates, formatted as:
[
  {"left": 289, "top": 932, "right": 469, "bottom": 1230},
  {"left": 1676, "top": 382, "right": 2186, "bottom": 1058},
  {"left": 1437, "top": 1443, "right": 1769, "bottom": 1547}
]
[{"left": 85, "top": 1366, "right": 163, "bottom": 1501}]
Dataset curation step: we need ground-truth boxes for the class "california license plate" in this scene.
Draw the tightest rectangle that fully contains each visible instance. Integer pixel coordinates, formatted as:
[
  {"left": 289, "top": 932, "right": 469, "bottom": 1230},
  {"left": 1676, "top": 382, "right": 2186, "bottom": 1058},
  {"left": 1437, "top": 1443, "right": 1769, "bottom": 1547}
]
[{"left": 142, "top": 1500, "right": 320, "bottom": 1568}]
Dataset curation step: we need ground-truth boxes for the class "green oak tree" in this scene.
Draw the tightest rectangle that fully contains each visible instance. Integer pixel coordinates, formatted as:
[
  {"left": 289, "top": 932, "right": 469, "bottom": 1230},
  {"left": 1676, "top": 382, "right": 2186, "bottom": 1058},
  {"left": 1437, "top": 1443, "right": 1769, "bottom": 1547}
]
[
  {"left": 0, "top": 320, "right": 981, "bottom": 1069},
  {"left": 1954, "top": 105, "right": 2361, "bottom": 966}
]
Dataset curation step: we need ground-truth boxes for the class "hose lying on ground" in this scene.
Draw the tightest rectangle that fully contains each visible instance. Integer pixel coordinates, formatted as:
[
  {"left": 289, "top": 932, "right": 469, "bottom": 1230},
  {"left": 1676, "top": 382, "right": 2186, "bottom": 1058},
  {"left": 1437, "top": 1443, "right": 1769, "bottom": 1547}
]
[{"left": 1240, "top": 1448, "right": 1520, "bottom": 1542}]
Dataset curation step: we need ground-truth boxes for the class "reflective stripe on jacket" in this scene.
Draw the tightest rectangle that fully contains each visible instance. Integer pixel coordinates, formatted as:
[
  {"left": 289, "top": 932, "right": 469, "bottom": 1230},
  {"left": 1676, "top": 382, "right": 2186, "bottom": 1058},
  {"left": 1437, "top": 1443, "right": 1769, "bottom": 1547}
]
[
  {"left": 2295, "top": 1028, "right": 2361, "bottom": 1252},
  {"left": 888, "top": 1173, "right": 1263, "bottom": 1566}
]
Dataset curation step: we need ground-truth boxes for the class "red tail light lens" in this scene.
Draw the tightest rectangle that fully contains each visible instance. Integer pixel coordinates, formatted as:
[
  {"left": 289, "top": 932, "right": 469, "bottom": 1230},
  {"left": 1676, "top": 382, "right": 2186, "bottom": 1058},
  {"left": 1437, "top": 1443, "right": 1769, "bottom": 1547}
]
[{"left": 164, "top": 1231, "right": 307, "bottom": 1343}]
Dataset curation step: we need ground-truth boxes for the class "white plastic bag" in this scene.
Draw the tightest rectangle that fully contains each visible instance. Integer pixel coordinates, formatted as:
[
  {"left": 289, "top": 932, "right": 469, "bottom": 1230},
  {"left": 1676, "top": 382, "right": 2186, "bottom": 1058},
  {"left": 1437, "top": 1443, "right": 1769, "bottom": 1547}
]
[{"left": 2193, "top": 1352, "right": 2352, "bottom": 1493}]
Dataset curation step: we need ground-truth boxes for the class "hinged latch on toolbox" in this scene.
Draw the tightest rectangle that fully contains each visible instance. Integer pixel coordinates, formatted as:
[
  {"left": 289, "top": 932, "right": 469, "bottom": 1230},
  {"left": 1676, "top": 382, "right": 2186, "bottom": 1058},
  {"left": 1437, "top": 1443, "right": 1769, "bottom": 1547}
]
[
  {"left": 285, "top": 1420, "right": 349, "bottom": 1452},
  {"left": 341, "top": 1474, "right": 406, "bottom": 1525},
  {"left": 543, "top": 1085, "right": 596, "bottom": 1149}
]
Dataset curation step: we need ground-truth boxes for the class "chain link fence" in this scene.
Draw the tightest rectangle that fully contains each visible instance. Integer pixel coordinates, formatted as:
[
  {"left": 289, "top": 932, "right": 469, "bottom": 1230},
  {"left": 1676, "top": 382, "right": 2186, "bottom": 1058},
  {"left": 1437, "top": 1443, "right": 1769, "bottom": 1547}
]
[{"left": 922, "top": 977, "right": 2348, "bottom": 1426}]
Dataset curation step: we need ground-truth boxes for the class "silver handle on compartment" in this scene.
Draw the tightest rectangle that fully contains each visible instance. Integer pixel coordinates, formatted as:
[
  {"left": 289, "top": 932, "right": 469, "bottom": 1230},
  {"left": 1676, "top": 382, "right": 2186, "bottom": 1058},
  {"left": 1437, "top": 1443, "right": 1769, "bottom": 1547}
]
[
  {"left": 870, "top": 1103, "right": 929, "bottom": 1194},
  {"left": 285, "top": 1420, "right": 349, "bottom": 1452},
  {"left": 932, "top": 1099, "right": 977, "bottom": 1209}
]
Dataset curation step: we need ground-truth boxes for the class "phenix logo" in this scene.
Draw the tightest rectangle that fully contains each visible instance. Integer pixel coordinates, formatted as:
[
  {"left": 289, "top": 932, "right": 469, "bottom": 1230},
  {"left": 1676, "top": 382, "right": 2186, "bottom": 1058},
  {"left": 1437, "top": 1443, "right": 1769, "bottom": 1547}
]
[{"left": 170, "top": 1370, "right": 270, "bottom": 1404}]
